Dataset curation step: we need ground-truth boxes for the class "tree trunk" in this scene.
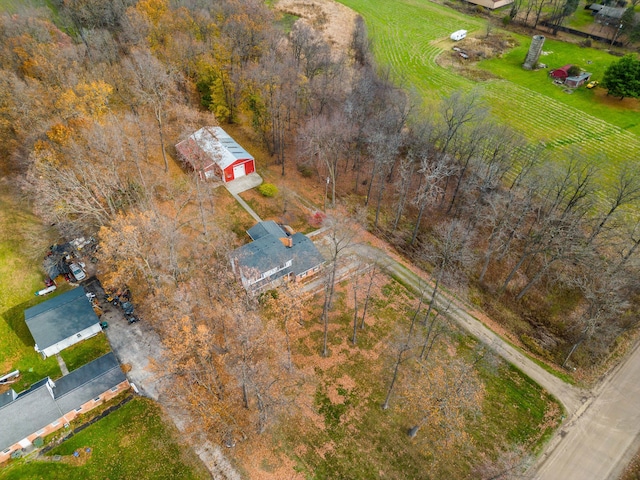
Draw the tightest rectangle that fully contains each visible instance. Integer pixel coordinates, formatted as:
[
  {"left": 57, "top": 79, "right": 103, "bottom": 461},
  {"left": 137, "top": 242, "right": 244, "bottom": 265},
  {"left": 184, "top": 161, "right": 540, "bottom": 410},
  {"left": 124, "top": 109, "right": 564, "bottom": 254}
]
[
  {"left": 382, "top": 350, "right": 402, "bottom": 410},
  {"left": 410, "top": 201, "right": 428, "bottom": 246},
  {"left": 352, "top": 275, "right": 359, "bottom": 345}
]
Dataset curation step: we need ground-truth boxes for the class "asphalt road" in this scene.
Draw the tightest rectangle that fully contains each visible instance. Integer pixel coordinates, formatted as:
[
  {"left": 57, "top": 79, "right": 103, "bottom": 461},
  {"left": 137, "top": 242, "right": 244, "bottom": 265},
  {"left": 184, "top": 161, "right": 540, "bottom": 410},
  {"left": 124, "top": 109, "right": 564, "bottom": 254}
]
[{"left": 533, "top": 340, "right": 640, "bottom": 480}]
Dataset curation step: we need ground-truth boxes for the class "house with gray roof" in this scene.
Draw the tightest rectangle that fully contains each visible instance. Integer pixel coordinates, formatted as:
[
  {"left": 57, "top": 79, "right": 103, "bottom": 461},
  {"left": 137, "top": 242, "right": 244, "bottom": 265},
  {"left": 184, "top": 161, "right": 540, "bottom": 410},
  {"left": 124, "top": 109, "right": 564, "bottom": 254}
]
[
  {"left": 25, "top": 287, "right": 102, "bottom": 358},
  {"left": 595, "top": 6, "right": 625, "bottom": 26},
  {"left": 0, "top": 352, "right": 129, "bottom": 463},
  {"left": 230, "top": 221, "right": 325, "bottom": 291}
]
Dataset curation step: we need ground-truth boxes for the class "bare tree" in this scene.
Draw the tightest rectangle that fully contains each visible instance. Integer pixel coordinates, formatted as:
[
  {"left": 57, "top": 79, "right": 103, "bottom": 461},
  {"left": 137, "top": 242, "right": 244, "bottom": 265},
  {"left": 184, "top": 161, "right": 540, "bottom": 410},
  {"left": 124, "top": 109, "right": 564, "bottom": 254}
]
[
  {"left": 124, "top": 48, "right": 181, "bottom": 172},
  {"left": 298, "top": 113, "right": 350, "bottom": 208},
  {"left": 382, "top": 281, "right": 428, "bottom": 410},
  {"left": 320, "top": 212, "right": 359, "bottom": 357},
  {"left": 417, "top": 220, "right": 476, "bottom": 359}
]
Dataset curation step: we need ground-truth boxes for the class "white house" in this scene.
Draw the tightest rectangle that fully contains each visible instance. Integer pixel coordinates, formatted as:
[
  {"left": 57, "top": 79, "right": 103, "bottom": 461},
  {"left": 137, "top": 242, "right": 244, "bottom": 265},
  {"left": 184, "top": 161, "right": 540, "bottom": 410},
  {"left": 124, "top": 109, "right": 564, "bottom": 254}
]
[{"left": 24, "top": 288, "right": 102, "bottom": 358}]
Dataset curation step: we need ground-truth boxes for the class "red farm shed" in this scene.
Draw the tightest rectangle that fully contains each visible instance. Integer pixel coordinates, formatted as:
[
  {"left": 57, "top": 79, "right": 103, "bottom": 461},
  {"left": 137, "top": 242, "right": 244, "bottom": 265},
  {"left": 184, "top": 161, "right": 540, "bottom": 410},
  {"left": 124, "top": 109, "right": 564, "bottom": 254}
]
[
  {"left": 550, "top": 64, "right": 573, "bottom": 80},
  {"left": 175, "top": 127, "right": 255, "bottom": 182}
]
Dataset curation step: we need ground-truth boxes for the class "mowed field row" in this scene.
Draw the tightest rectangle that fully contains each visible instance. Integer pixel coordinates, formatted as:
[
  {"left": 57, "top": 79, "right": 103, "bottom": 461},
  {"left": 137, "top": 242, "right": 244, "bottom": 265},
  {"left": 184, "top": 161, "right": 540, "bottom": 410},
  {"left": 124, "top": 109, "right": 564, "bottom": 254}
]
[{"left": 338, "top": 0, "right": 640, "bottom": 176}]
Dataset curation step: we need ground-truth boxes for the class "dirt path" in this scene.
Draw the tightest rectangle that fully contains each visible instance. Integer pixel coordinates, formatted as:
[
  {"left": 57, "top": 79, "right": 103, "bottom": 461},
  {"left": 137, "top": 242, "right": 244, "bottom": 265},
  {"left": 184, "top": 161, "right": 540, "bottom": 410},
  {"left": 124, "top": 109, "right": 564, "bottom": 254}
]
[{"left": 275, "top": 0, "right": 357, "bottom": 54}]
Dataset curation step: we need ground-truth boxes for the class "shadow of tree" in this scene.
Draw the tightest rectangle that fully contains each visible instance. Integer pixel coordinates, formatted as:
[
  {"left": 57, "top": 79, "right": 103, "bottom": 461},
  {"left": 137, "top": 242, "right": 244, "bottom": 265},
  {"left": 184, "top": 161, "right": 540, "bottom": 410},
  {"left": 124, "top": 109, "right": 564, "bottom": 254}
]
[{"left": 1, "top": 297, "right": 43, "bottom": 348}]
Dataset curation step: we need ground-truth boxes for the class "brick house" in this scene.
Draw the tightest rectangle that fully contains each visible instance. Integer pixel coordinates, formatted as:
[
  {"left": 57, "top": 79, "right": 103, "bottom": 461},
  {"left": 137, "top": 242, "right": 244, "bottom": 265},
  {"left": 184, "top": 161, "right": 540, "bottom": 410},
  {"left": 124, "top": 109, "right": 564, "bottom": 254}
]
[{"left": 0, "top": 352, "right": 130, "bottom": 462}]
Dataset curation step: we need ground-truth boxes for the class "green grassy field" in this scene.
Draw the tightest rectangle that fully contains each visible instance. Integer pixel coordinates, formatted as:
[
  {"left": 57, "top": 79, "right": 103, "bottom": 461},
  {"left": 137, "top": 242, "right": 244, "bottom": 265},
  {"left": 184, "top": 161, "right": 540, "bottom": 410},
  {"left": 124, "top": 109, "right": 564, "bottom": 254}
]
[
  {"left": 0, "top": 183, "right": 62, "bottom": 390},
  {"left": 337, "top": 0, "right": 640, "bottom": 182},
  {"left": 0, "top": 397, "right": 210, "bottom": 480}
]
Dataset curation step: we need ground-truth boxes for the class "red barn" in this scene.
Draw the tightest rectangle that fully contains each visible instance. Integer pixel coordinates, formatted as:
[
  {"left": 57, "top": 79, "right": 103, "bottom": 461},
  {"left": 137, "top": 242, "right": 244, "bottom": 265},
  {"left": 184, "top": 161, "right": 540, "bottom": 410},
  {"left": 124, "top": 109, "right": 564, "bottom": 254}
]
[
  {"left": 175, "top": 127, "right": 255, "bottom": 182},
  {"left": 550, "top": 64, "right": 573, "bottom": 80}
]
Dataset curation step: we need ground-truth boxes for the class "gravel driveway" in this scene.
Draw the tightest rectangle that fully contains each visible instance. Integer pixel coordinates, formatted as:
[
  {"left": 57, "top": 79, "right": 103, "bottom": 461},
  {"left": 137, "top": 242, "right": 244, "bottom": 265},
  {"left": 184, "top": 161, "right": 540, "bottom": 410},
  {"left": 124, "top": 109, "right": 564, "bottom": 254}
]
[{"left": 83, "top": 278, "right": 240, "bottom": 479}]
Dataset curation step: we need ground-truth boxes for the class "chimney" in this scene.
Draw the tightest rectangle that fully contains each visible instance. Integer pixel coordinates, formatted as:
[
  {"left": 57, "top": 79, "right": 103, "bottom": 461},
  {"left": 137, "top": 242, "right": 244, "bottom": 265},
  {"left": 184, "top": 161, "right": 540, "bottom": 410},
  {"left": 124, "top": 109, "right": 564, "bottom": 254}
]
[{"left": 280, "top": 236, "right": 293, "bottom": 248}]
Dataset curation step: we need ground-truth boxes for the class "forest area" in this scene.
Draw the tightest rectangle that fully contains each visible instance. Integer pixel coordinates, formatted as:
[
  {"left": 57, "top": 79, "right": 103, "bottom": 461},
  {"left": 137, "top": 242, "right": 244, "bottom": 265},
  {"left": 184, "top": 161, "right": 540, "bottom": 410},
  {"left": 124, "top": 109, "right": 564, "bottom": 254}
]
[{"left": 0, "top": 0, "right": 639, "bottom": 477}]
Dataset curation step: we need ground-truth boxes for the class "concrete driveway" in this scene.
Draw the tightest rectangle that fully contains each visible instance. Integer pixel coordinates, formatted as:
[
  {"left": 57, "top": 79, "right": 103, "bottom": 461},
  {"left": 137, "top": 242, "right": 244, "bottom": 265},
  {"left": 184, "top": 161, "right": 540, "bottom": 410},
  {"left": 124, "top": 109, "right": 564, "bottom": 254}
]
[
  {"left": 83, "top": 278, "right": 163, "bottom": 400},
  {"left": 225, "top": 172, "right": 262, "bottom": 195}
]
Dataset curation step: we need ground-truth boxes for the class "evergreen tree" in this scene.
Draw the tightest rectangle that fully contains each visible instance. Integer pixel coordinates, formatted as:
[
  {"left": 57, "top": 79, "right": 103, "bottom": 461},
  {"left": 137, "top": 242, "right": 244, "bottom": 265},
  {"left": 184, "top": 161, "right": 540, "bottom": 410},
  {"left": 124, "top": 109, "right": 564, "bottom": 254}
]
[{"left": 602, "top": 55, "right": 640, "bottom": 99}]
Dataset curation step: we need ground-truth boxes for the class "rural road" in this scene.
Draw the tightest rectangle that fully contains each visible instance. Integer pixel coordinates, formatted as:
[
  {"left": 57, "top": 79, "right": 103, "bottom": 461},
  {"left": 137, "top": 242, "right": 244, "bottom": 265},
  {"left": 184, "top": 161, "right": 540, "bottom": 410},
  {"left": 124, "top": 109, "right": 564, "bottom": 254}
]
[
  {"left": 340, "top": 242, "right": 640, "bottom": 479},
  {"left": 533, "top": 340, "right": 640, "bottom": 480}
]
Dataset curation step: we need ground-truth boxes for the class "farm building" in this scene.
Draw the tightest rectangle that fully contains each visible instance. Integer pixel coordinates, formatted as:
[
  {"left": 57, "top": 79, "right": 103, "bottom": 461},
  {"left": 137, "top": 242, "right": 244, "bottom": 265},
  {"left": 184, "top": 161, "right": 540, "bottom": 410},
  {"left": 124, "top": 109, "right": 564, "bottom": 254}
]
[
  {"left": 230, "top": 221, "right": 325, "bottom": 291},
  {"left": 0, "top": 352, "right": 129, "bottom": 463},
  {"left": 550, "top": 65, "right": 573, "bottom": 80},
  {"left": 175, "top": 126, "right": 255, "bottom": 182},
  {"left": 595, "top": 6, "right": 625, "bottom": 25},
  {"left": 24, "top": 288, "right": 102, "bottom": 358},
  {"left": 465, "top": 0, "right": 513, "bottom": 9},
  {"left": 565, "top": 72, "right": 592, "bottom": 88}
]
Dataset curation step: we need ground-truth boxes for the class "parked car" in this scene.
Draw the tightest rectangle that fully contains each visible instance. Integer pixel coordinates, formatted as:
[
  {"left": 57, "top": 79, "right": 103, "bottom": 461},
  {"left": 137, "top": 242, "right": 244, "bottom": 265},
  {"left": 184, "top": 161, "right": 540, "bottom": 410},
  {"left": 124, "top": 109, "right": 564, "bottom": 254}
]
[
  {"left": 586, "top": 80, "right": 599, "bottom": 89},
  {"left": 121, "top": 301, "right": 134, "bottom": 315},
  {"left": 126, "top": 315, "right": 139, "bottom": 324},
  {"left": 69, "top": 263, "right": 86, "bottom": 281}
]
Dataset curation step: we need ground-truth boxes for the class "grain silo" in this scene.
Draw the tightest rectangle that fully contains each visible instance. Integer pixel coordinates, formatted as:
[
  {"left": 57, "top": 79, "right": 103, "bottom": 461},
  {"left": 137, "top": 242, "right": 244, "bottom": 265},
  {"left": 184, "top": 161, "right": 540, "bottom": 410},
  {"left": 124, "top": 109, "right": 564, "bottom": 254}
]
[{"left": 523, "top": 35, "right": 545, "bottom": 70}]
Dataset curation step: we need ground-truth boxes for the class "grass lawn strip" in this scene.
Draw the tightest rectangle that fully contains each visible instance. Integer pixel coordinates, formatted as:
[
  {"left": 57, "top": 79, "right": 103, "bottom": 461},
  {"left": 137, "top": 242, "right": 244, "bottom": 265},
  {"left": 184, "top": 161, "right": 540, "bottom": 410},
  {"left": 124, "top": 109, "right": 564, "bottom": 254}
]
[
  {"left": 0, "top": 397, "right": 210, "bottom": 480},
  {"left": 271, "top": 277, "right": 561, "bottom": 479}
]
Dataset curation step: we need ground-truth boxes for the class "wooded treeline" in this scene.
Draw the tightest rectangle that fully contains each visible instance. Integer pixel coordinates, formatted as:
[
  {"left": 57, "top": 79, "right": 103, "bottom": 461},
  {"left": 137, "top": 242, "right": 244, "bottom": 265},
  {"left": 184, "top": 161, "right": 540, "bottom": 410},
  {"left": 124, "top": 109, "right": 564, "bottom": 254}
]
[{"left": 0, "top": 0, "right": 637, "bottom": 467}]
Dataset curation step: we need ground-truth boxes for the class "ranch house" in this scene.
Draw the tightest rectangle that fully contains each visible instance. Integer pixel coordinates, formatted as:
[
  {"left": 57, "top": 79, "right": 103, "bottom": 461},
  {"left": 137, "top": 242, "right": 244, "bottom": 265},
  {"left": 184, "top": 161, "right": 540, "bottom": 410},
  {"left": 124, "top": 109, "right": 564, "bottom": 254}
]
[
  {"left": 230, "top": 221, "right": 325, "bottom": 291},
  {"left": 0, "top": 352, "right": 130, "bottom": 463},
  {"left": 25, "top": 287, "right": 102, "bottom": 359},
  {"left": 466, "top": 0, "right": 514, "bottom": 9},
  {"left": 175, "top": 126, "right": 255, "bottom": 182}
]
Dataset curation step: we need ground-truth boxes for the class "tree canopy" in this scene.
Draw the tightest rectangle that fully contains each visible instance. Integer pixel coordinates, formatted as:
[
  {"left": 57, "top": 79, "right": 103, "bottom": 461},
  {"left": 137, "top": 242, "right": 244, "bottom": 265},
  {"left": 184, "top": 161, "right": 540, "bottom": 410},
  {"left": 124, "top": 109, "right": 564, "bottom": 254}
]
[{"left": 602, "top": 55, "right": 640, "bottom": 100}]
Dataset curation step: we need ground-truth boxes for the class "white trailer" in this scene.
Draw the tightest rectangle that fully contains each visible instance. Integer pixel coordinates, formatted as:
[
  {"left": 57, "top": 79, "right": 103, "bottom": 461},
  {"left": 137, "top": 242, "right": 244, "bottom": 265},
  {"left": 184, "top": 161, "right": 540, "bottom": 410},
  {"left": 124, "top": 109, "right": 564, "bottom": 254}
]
[{"left": 450, "top": 30, "right": 467, "bottom": 41}]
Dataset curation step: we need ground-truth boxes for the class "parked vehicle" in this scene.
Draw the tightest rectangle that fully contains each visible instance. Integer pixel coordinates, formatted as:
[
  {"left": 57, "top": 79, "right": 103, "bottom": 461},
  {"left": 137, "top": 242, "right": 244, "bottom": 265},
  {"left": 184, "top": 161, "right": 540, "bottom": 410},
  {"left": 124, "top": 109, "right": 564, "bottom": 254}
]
[
  {"left": 126, "top": 315, "right": 139, "bottom": 324},
  {"left": 586, "top": 80, "right": 599, "bottom": 89},
  {"left": 69, "top": 263, "right": 86, "bottom": 281},
  {"left": 121, "top": 301, "right": 134, "bottom": 315},
  {"left": 36, "top": 285, "right": 57, "bottom": 296}
]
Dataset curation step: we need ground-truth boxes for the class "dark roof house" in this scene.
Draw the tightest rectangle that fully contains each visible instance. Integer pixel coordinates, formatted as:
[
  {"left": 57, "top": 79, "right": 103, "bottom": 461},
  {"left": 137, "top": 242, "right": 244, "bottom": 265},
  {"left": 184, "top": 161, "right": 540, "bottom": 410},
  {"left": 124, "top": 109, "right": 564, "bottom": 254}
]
[
  {"left": 0, "top": 352, "right": 129, "bottom": 463},
  {"left": 25, "top": 288, "right": 102, "bottom": 358},
  {"left": 595, "top": 6, "right": 625, "bottom": 25},
  {"left": 230, "top": 221, "right": 325, "bottom": 291},
  {"left": 247, "top": 220, "right": 289, "bottom": 241}
]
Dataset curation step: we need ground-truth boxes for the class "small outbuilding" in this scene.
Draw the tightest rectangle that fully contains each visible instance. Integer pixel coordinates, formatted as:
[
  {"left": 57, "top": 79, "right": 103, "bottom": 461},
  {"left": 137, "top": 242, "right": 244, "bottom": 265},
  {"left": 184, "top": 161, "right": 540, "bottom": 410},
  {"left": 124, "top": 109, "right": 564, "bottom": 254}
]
[
  {"left": 25, "top": 287, "right": 102, "bottom": 358},
  {"left": 565, "top": 72, "right": 592, "bottom": 88},
  {"left": 175, "top": 126, "right": 255, "bottom": 182},
  {"left": 550, "top": 65, "right": 573, "bottom": 80},
  {"left": 450, "top": 30, "right": 467, "bottom": 41}
]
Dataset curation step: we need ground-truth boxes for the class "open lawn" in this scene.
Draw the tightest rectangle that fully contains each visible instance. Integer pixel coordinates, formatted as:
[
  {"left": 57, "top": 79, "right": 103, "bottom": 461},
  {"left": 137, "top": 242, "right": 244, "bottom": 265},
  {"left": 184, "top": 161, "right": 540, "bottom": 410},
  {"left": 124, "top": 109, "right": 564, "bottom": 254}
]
[
  {"left": 0, "top": 182, "right": 62, "bottom": 391},
  {"left": 0, "top": 180, "right": 113, "bottom": 392},
  {"left": 337, "top": 0, "right": 640, "bottom": 182},
  {"left": 261, "top": 278, "right": 560, "bottom": 479},
  {"left": 0, "top": 397, "right": 210, "bottom": 480}
]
